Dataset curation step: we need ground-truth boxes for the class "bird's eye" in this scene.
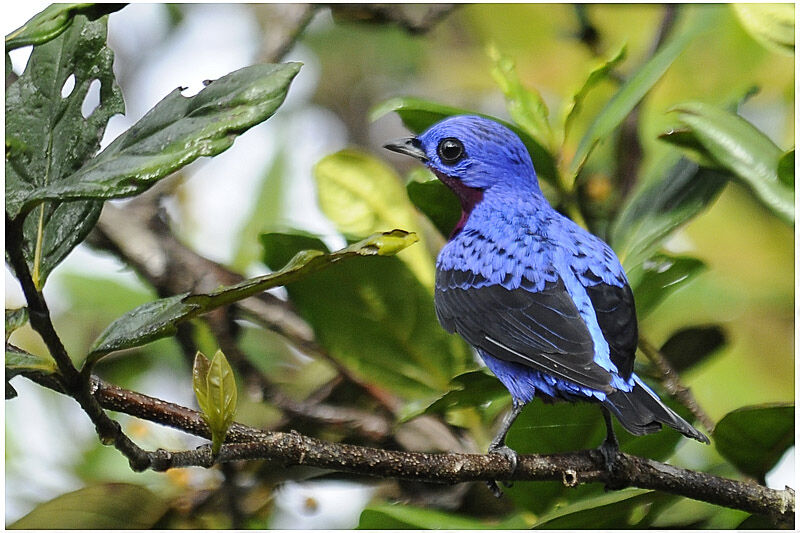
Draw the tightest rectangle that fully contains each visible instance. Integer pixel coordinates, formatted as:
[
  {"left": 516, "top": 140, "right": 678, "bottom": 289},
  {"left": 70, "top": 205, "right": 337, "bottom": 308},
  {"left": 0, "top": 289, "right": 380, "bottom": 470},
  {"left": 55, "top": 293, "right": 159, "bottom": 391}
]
[{"left": 437, "top": 138, "right": 465, "bottom": 165}]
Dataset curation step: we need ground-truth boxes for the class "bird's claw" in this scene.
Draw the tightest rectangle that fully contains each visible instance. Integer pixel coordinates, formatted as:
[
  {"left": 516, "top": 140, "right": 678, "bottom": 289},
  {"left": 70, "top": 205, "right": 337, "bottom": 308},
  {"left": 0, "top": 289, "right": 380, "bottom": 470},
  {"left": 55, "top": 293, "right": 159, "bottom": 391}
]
[
  {"left": 597, "top": 438, "right": 619, "bottom": 472},
  {"left": 486, "top": 444, "right": 519, "bottom": 498}
]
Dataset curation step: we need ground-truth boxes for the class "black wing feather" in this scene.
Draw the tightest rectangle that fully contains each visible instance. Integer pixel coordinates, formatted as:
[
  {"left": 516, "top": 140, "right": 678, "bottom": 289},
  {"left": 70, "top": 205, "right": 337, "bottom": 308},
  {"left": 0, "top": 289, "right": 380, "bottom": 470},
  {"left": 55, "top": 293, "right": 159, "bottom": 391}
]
[
  {"left": 584, "top": 276, "right": 638, "bottom": 379},
  {"left": 435, "top": 269, "right": 614, "bottom": 393}
]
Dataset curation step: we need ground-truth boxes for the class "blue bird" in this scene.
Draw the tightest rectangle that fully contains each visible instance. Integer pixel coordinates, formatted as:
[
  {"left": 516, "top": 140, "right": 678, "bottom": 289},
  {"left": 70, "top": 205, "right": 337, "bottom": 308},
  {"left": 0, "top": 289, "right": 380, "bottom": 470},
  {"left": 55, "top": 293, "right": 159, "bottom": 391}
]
[{"left": 385, "top": 115, "right": 709, "bottom": 495}]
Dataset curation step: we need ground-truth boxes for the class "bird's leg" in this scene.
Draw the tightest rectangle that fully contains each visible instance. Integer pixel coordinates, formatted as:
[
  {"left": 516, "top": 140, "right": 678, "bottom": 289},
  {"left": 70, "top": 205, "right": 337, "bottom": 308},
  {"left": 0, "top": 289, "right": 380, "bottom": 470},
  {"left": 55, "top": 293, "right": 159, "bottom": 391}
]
[
  {"left": 598, "top": 407, "right": 619, "bottom": 471},
  {"left": 486, "top": 400, "right": 524, "bottom": 498}
]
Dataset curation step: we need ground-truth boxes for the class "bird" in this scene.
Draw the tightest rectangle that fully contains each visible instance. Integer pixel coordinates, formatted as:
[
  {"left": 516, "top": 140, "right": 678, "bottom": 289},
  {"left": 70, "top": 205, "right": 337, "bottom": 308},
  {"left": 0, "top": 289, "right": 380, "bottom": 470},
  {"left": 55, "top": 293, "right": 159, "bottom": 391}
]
[{"left": 384, "top": 115, "right": 709, "bottom": 496}]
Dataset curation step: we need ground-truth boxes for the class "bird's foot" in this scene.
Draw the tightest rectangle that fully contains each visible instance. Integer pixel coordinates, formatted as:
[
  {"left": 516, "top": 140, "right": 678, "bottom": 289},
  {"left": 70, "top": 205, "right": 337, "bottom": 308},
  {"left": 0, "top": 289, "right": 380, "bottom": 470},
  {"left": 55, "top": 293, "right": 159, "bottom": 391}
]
[
  {"left": 597, "top": 438, "right": 619, "bottom": 472},
  {"left": 487, "top": 444, "right": 519, "bottom": 498}
]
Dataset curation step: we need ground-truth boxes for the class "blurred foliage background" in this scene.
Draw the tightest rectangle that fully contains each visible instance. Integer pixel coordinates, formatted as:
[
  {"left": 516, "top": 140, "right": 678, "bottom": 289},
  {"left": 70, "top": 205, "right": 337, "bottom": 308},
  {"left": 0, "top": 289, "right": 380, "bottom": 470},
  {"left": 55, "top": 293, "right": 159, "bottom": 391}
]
[{"left": 5, "top": 3, "right": 794, "bottom": 529}]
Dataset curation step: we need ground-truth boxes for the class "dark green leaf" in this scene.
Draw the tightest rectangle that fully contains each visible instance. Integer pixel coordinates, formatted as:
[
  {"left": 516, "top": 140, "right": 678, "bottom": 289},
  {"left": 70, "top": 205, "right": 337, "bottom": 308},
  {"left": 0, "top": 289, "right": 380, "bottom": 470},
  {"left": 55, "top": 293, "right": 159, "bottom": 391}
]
[
  {"left": 777, "top": 149, "right": 794, "bottom": 188},
  {"left": 738, "top": 513, "right": 781, "bottom": 529},
  {"left": 261, "top": 231, "right": 471, "bottom": 400},
  {"left": 9, "top": 483, "right": 168, "bottom": 529},
  {"left": 568, "top": 8, "right": 712, "bottom": 178},
  {"left": 88, "top": 230, "right": 418, "bottom": 363},
  {"left": 314, "top": 149, "right": 434, "bottom": 287},
  {"left": 713, "top": 403, "right": 794, "bottom": 482},
  {"left": 8, "top": 62, "right": 302, "bottom": 217},
  {"left": 6, "top": 344, "right": 57, "bottom": 379},
  {"left": 193, "top": 350, "right": 237, "bottom": 455},
  {"left": 533, "top": 489, "right": 662, "bottom": 529},
  {"left": 488, "top": 44, "right": 553, "bottom": 150},
  {"left": 5, "top": 3, "right": 125, "bottom": 51},
  {"left": 629, "top": 253, "right": 707, "bottom": 318},
  {"left": 732, "top": 4, "right": 794, "bottom": 55},
  {"left": 610, "top": 157, "right": 727, "bottom": 271},
  {"left": 5, "top": 307, "right": 28, "bottom": 342},
  {"left": 659, "top": 325, "right": 726, "bottom": 373},
  {"left": 422, "top": 369, "right": 508, "bottom": 418},
  {"left": 406, "top": 169, "right": 461, "bottom": 238},
  {"left": 5, "top": 14, "right": 122, "bottom": 288},
  {"left": 658, "top": 128, "right": 721, "bottom": 169},
  {"left": 371, "top": 96, "right": 559, "bottom": 190},
  {"left": 671, "top": 102, "right": 793, "bottom": 224},
  {"left": 358, "top": 502, "right": 530, "bottom": 530}
]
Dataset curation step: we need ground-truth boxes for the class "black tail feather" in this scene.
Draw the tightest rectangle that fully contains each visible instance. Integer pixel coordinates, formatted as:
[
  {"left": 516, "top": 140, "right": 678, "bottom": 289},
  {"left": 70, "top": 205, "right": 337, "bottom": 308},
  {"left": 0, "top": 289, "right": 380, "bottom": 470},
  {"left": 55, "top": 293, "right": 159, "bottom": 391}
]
[{"left": 604, "top": 379, "right": 710, "bottom": 444}]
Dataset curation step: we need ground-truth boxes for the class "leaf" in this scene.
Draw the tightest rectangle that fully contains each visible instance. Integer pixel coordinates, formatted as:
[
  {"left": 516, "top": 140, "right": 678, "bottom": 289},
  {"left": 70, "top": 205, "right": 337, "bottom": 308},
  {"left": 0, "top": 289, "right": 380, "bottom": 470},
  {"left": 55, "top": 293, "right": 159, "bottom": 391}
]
[
  {"left": 8, "top": 483, "right": 168, "bottom": 529},
  {"left": 422, "top": 369, "right": 508, "bottom": 418},
  {"left": 314, "top": 149, "right": 434, "bottom": 287},
  {"left": 358, "top": 502, "right": 530, "bottom": 530},
  {"left": 6, "top": 344, "right": 57, "bottom": 379},
  {"left": 261, "top": 231, "right": 472, "bottom": 400},
  {"left": 568, "top": 8, "right": 711, "bottom": 178},
  {"left": 405, "top": 169, "right": 461, "bottom": 237},
  {"left": 88, "top": 230, "right": 419, "bottom": 363},
  {"left": 193, "top": 350, "right": 238, "bottom": 455},
  {"left": 5, "top": 307, "right": 28, "bottom": 342},
  {"left": 532, "top": 489, "right": 662, "bottom": 529},
  {"left": 777, "top": 149, "right": 794, "bottom": 188},
  {"left": 732, "top": 3, "right": 794, "bottom": 55},
  {"left": 629, "top": 253, "right": 707, "bottom": 318},
  {"left": 371, "top": 96, "right": 559, "bottom": 190},
  {"left": 5, "top": 3, "right": 126, "bottom": 51},
  {"left": 563, "top": 44, "right": 627, "bottom": 141},
  {"left": 671, "top": 102, "right": 793, "bottom": 224},
  {"left": 713, "top": 403, "right": 794, "bottom": 482},
  {"left": 610, "top": 157, "right": 728, "bottom": 271},
  {"left": 5, "top": 14, "right": 123, "bottom": 288},
  {"left": 7, "top": 62, "right": 302, "bottom": 218},
  {"left": 488, "top": 44, "right": 553, "bottom": 150},
  {"left": 657, "top": 128, "right": 721, "bottom": 169},
  {"left": 659, "top": 325, "right": 726, "bottom": 373}
]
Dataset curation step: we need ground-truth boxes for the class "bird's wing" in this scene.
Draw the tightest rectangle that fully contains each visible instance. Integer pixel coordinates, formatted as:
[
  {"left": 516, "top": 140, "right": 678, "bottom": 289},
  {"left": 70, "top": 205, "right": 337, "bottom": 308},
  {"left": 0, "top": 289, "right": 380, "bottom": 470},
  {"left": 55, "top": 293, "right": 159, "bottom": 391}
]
[
  {"left": 582, "top": 272, "right": 638, "bottom": 380},
  {"left": 435, "top": 269, "right": 614, "bottom": 393}
]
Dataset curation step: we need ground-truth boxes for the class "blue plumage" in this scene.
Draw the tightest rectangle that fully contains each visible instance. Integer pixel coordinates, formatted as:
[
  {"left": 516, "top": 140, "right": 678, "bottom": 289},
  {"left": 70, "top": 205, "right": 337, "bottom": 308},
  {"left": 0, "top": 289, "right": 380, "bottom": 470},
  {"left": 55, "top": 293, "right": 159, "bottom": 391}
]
[{"left": 384, "top": 115, "right": 708, "bottom": 493}]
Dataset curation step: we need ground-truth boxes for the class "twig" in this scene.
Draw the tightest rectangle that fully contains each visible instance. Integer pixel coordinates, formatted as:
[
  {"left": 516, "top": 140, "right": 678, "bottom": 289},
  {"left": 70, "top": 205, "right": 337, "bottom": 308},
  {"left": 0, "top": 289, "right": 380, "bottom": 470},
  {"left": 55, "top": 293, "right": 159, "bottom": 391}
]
[
  {"left": 639, "top": 337, "right": 715, "bottom": 433},
  {"left": 326, "top": 4, "right": 459, "bottom": 35}
]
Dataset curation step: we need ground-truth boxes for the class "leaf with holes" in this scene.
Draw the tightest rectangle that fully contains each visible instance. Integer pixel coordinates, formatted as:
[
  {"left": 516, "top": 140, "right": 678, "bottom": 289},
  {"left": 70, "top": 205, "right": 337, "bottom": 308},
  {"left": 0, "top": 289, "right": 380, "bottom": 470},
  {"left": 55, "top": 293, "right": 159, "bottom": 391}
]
[
  {"left": 193, "top": 350, "right": 238, "bottom": 455},
  {"left": 5, "top": 3, "right": 126, "bottom": 51},
  {"left": 5, "top": 14, "right": 123, "bottom": 289}
]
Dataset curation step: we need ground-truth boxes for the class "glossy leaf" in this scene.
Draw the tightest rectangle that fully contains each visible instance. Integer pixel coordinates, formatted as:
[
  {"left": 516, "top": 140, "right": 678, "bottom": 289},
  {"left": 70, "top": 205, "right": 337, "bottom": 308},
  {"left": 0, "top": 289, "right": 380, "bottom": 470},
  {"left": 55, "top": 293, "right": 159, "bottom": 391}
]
[
  {"left": 261, "top": 231, "right": 471, "bottom": 400},
  {"left": 657, "top": 128, "right": 721, "bottom": 169},
  {"left": 5, "top": 3, "right": 125, "bottom": 51},
  {"left": 629, "top": 253, "right": 707, "bottom": 318},
  {"left": 5, "top": 307, "right": 28, "bottom": 342},
  {"left": 777, "top": 149, "right": 794, "bottom": 188},
  {"left": 713, "top": 403, "right": 794, "bottom": 482},
  {"left": 533, "top": 489, "right": 664, "bottom": 529},
  {"left": 7, "top": 62, "right": 302, "bottom": 217},
  {"left": 423, "top": 369, "right": 507, "bottom": 417},
  {"left": 88, "top": 230, "right": 418, "bottom": 362},
  {"left": 732, "top": 3, "right": 794, "bottom": 55},
  {"left": 6, "top": 344, "right": 57, "bottom": 379},
  {"left": 659, "top": 325, "right": 727, "bottom": 373},
  {"left": 405, "top": 168, "right": 461, "bottom": 238},
  {"left": 610, "top": 157, "right": 727, "bottom": 271},
  {"left": 193, "top": 350, "right": 238, "bottom": 455},
  {"left": 563, "top": 44, "right": 627, "bottom": 140},
  {"left": 5, "top": 14, "right": 122, "bottom": 288},
  {"left": 488, "top": 44, "right": 553, "bottom": 150},
  {"left": 359, "top": 502, "right": 530, "bottom": 529},
  {"left": 371, "top": 96, "right": 559, "bottom": 189},
  {"left": 568, "top": 9, "right": 710, "bottom": 178},
  {"left": 9, "top": 483, "right": 168, "bottom": 529},
  {"left": 671, "top": 101, "right": 793, "bottom": 224},
  {"left": 314, "top": 149, "right": 434, "bottom": 287}
]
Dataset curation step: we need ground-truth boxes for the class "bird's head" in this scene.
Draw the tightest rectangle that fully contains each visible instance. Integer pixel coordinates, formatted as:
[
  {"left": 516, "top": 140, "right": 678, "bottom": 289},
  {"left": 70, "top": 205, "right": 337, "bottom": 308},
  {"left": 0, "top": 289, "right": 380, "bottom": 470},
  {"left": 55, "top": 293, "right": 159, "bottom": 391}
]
[{"left": 384, "top": 115, "right": 540, "bottom": 198}]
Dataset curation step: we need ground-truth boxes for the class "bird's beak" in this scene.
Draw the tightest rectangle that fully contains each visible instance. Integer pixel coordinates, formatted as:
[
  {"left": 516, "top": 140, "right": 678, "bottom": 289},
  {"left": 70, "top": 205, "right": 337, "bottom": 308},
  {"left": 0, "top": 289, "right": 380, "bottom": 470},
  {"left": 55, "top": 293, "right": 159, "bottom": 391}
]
[{"left": 383, "top": 137, "right": 428, "bottom": 162}]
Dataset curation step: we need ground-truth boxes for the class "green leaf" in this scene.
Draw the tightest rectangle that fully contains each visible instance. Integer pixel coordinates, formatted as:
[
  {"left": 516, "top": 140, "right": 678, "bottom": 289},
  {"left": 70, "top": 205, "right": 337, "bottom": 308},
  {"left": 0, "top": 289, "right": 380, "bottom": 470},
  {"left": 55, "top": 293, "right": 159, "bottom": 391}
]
[
  {"left": 261, "top": 231, "right": 471, "bottom": 400},
  {"left": 659, "top": 325, "right": 726, "bottom": 373},
  {"left": 405, "top": 169, "right": 461, "bottom": 237},
  {"left": 732, "top": 3, "right": 794, "bottom": 55},
  {"left": 671, "top": 102, "right": 793, "bottom": 224},
  {"left": 777, "top": 149, "right": 794, "bottom": 188},
  {"left": 658, "top": 128, "right": 721, "bottom": 169},
  {"left": 488, "top": 44, "right": 553, "bottom": 150},
  {"left": 7, "top": 62, "right": 302, "bottom": 218},
  {"left": 422, "top": 369, "right": 508, "bottom": 418},
  {"left": 87, "top": 230, "right": 419, "bottom": 363},
  {"left": 358, "top": 502, "right": 530, "bottom": 530},
  {"left": 5, "top": 14, "right": 123, "bottom": 288},
  {"left": 629, "top": 253, "right": 707, "bottom": 318},
  {"left": 5, "top": 3, "right": 126, "bottom": 51},
  {"left": 568, "top": 8, "right": 711, "bottom": 178},
  {"left": 6, "top": 344, "right": 57, "bottom": 379},
  {"left": 610, "top": 157, "right": 727, "bottom": 271},
  {"left": 193, "top": 350, "right": 238, "bottom": 455},
  {"left": 713, "top": 403, "right": 794, "bottom": 482},
  {"left": 532, "top": 489, "right": 664, "bottom": 529},
  {"left": 8, "top": 483, "right": 168, "bottom": 529},
  {"left": 314, "top": 149, "right": 434, "bottom": 287},
  {"left": 371, "top": 96, "right": 559, "bottom": 190},
  {"left": 5, "top": 307, "right": 28, "bottom": 342},
  {"left": 562, "top": 44, "right": 627, "bottom": 141}
]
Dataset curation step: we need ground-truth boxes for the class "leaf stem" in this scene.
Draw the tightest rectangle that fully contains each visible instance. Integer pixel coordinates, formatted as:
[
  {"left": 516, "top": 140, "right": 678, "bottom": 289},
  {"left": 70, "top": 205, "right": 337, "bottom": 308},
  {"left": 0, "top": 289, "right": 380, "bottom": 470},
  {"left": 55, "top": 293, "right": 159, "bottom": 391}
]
[{"left": 32, "top": 204, "right": 45, "bottom": 289}]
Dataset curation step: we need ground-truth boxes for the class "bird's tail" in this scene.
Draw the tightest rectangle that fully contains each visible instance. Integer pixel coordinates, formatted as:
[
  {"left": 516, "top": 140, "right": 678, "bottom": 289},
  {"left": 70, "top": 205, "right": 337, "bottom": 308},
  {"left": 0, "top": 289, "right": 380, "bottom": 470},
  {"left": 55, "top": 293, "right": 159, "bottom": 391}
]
[{"left": 603, "top": 375, "right": 710, "bottom": 444}]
